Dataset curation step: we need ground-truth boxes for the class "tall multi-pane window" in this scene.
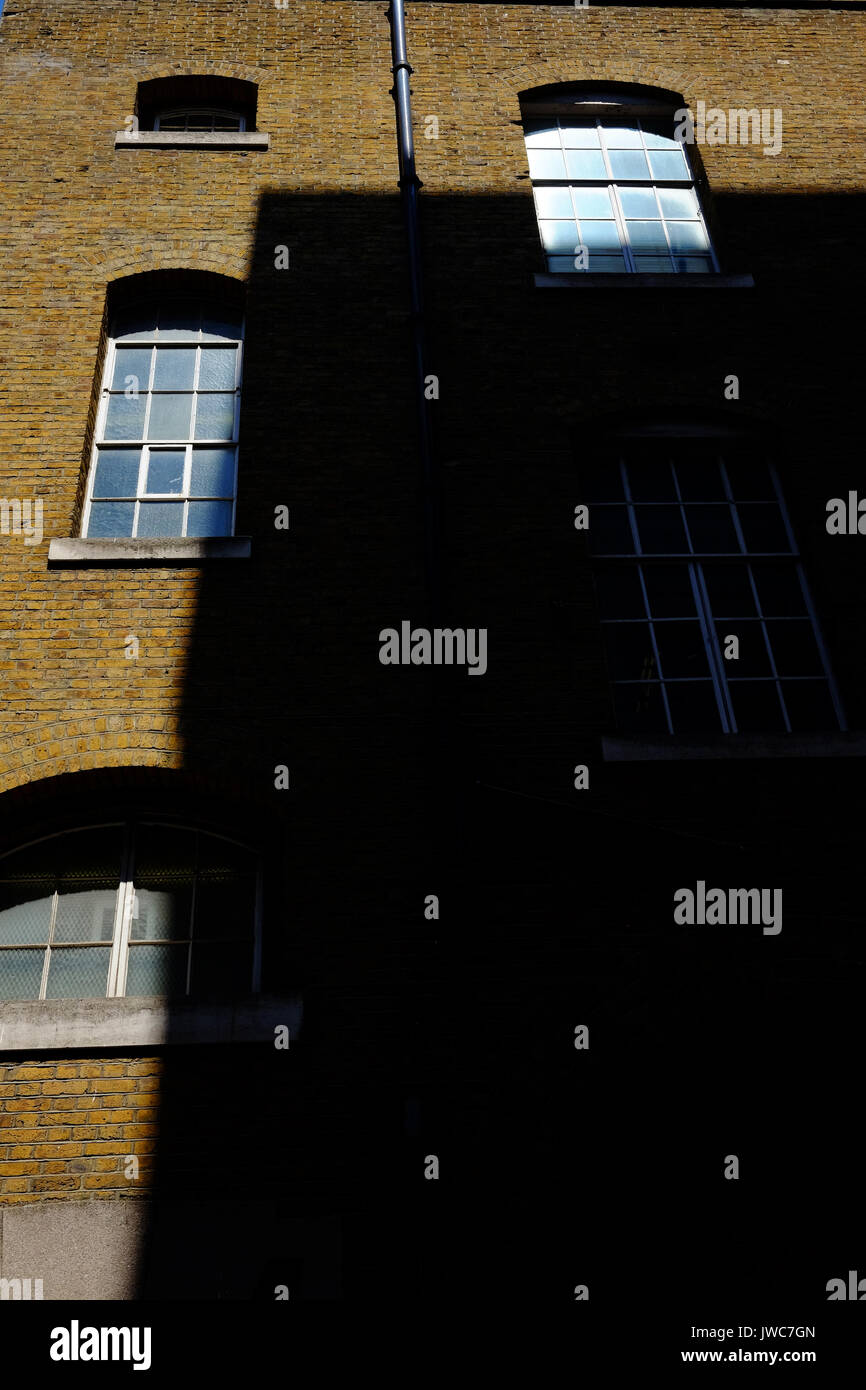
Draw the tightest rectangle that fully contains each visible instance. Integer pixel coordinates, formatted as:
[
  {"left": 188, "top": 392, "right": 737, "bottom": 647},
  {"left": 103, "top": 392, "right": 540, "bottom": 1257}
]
[
  {"left": 0, "top": 823, "right": 260, "bottom": 1000},
  {"left": 82, "top": 298, "right": 243, "bottom": 539},
  {"left": 586, "top": 438, "right": 845, "bottom": 735},
  {"left": 522, "top": 89, "right": 717, "bottom": 273}
]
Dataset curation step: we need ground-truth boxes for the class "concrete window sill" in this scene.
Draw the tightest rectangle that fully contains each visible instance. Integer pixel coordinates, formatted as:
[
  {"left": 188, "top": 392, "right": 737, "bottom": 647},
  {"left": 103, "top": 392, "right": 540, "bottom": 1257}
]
[
  {"left": 114, "top": 131, "right": 270, "bottom": 150},
  {"left": 47, "top": 537, "right": 251, "bottom": 565},
  {"left": 534, "top": 272, "right": 754, "bottom": 289},
  {"left": 602, "top": 732, "right": 866, "bottom": 762},
  {"left": 0, "top": 995, "right": 301, "bottom": 1051}
]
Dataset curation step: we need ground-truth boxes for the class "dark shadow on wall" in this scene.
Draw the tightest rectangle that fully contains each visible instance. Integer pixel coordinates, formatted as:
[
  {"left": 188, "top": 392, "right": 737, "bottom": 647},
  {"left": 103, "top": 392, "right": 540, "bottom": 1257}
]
[{"left": 21, "top": 186, "right": 861, "bottom": 1305}]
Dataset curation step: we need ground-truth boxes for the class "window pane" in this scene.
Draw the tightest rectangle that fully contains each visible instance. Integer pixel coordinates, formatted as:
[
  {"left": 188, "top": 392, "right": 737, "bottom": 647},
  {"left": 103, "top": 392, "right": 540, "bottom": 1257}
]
[
  {"left": 132, "top": 887, "right": 193, "bottom": 940},
  {"left": 0, "top": 949, "right": 46, "bottom": 1000},
  {"left": 674, "top": 458, "right": 726, "bottom": 501},
  {"left": 104, "top": 393, "right": 146, "bottom": 440},
  {"left": 614, "top": 682, "right": 667, "bottom": 734},
  {"left": 667, "top": 222, "right": 709, "bottom": 253},
  {"left": 594, "top": 568, "right": 645, "bottom": 619},
  {"left": 664, "top": 681, "right": 724, "bottom": 733},
  {"left": 716, "top": 622, "right": 773, "bottom": 676},
  {"left": 146, "top": 450, "right": 185, "bottom": 494},
  {"left": 658, "top": 187, "right": 698, "bottom": 219},
  {"left": 781, "top": 681, "right": 837, "bottom": 732},
  {"left": 547, "top": 256, "right": 583, "bottom": 273},
  {"left": 540, "top": 220, "right": 581, "bottom": 253},
  {"left": 190, "top": 447, "right": 235, "bottom": 496},
  {"left": 728, "top": 681, "right": 787, "bottom": 733},
  {"left": 765, "top": 620, "right": 824, "bottom": 676},
  {"left": 602, "top": 125, "right": 643, "bottom": 148},
  {"left": 736, "top": 504, "right": 791, "bottom": 552},
  {"left": 608, "top": 149, "right": 650, "bottom": 180},
  {"left": 191, "top": 943, "right": 252, "bottom": 996},
  {"left": 625, "top": 459, "right": 676, "bottom": 502},
  {"left": 53, "top": 890, "right": 117, "bottom": 943},
  {"left": 579, "top": 221, "right": 622, "bottom": 251},
  {"left": 654, "top": 622, "right": 708, "bottom": 679},
  {"left": 560, "top": 124, "right": 601, "bottom": 149},
  {"left": 643, "top": 565, "right": 696, "bottom": 617},
  {"left": 93, "top": 449, "right": 141, "bottom": 498},
  {"left": 589, "top": 508, "right": 634, "bottom": 555},
  {"left": 724, "top": 460, "right": 775, "bottom": 501},
  {"left": 573, "top": 188, "right": 613, "bottom": 219},
  {"left": 125, "top": 943, "right": 188, "bottom": 998},
  {"left": 634, "top": 505, "right": 688, "bottom": 553},
  {"left": 603, "top": 623, "right": 657, "bottom": 680},
  {"left": 194, "top": 393, "right": 236, "bottom": 440},
  {"left": 137, "top": 502, "right": 184, "bottom": 537},
  {"left": 193, "top": 880, "right": 256, "bottom": 941},
  {"left": 584, "top": 254, "right": 627, "bottom": 273},
  {"left": 157, "top": 302, "right": 200, "bottom": 339},
  {"left": 534, "top": 186, "right": 573, "bottom": 219},
  {"left": 0, "top": 892, "right": 53, "bottom": 944},
  {"left": 643, "top": 124, "right": 681, "bottom": 149},
  {"left": 647, "top": 149, "right": 688, "bottom": 179},
  {"left": 702, "top": 564, "right": 758, "bottom": 617},
  {"left": 619, "top": 188, "right": 658, "bottom": 218},
  {"left": 135, "top": 825, "right": 197, "bottom": 878},
  {"left": 676, "top": 256, "right": 714, "bottom": 273},
  {"left": 685, "top": 505, "right": 739, "bottom": 553},
  {"left": 87, "top": 501, "right": 136, "bottom": 538},
  {"left": 187, "top": 501, "right": 233, "bottom": 537},
  {"left": 750, "top": 564, "right": 807, "bottom": 617},
  {"left": 44, "top": 946, "right": 111, "bottom": 999},
  {"left": 148, "top": 393, "right": 193, "bottom": 440},
  {"left": 528, "top": 149, "right": 566, "bottom": 179},
  {"left": 633, "top": 256, "right": 674, "bottom": 272},
  {"left": 111, "top": 347, "right": 152, "bottom": 393},
  {"left": 564, "top": 150, "right": 606, "bottom": 179},
  {"left": 153, "top": 347, "right": 196, "bottom": 392},
  {"left": 626, "top": 221, "right": 669, "bottom": 251},
  {"left": 199, "top": 347, "right": 237, "bottom": 391},
  {"left": 524, "top": 122, "right": 560, "bottom": 148}
]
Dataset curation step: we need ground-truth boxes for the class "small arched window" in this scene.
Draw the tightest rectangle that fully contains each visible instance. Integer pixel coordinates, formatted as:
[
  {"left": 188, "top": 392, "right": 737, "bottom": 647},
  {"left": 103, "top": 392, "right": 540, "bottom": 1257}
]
[
  {"left": 0, "top": 822, "right": 261, "bottom": 1000},
  {"left": 136, "top": 76, "right": 258, "bottom": 133},
  {"left": 521, "top": 84, "right": 717, "bottom": 275},
  {"left": 82, "top": 276, "right": 244, "bottom": 540}
]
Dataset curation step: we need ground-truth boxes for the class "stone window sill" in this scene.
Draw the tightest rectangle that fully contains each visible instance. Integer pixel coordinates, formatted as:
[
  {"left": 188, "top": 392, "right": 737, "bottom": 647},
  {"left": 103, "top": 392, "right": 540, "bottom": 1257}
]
[
  {"left": 534, "top": 272, "right": 754, "bottom": 289},
  {"left": 47, "top": 537, "right": 251, "bottom": 566},
  {"left": 114, "top": 131, "right": 269, "bottom": 150},
  {"left": 0, "top": 995, "right": 301, "bottom": 1051},
  {"left": 602, "top": 732, "right": 866, "bottom": 762}
]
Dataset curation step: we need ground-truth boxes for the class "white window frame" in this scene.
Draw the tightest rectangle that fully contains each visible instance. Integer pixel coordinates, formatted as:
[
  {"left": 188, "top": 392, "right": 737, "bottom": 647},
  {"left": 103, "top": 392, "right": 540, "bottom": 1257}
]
[
  {"left": 0, "top": 821, "right": 263, "bottom": 1000},
  {"left": 527, "top": 114, "right": 719, "bottom": 274},
  {"left": 81, "top": 309, "right": 244, "bottom": 540}
]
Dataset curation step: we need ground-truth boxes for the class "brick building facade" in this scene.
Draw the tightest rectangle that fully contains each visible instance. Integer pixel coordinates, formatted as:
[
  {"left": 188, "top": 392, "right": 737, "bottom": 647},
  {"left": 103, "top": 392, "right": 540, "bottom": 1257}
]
[{"left": 1, "top": 0, "right": 864, "bottom": 1309}]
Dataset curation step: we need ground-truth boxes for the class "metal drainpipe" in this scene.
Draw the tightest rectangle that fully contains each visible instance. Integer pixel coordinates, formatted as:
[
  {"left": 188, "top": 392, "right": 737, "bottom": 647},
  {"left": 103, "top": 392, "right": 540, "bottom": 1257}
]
[{"left": 388, "top": 0, "right": 442, "bottom": 626}]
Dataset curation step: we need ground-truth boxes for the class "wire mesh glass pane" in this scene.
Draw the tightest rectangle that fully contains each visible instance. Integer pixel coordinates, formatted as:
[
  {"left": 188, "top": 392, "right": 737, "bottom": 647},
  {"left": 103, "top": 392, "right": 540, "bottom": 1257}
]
[
  {"left": 104, "top": 394, "right": 146, "bottom": 440},
  {"left": 614, "top": 682, "right": 667, "bottom": 734},
  {"left": 0, "top": 949, "right": 46, "bottom": 999},
  {"left": 131, "top": 887, "right": 193, "bottom": 940},
  {"left": 146, "top": 450, "right": 185, "bottom": 494},
  {"left": 186, "top": 501, "right": 233, "bottom": 537},
  {"left": 148, "top": 393, "right": 193, "bottom": 440},
  {"left": 664, "top": 681, "right": 724, "bottom": 734},
  {"left": 111, "top": 347, "right": 152, "bottom": 393},
  {"left": 125, "top": 943, "right": 189, "bottom": 998},
  {"left": 44, "top": 947, "right": 111, "bottom": 999},
  {"left": 87, "top": 501, "right": 136, "bottom": 538},
  {"left": 0, "top": 894, "right": 53, "bottom": 944},
  {"left": 153, "top": 348, "right": 196, "bottom": 392},
  {"left": 53, "top": 890, "right": 118, "bottom": 943},
  {"left": 198, "top": 347, "right": 237, "bottom": 391},
  {"left": 137, "top": 502, "right": 184, "bottom": 537},
  {"left": 93, "top": 449, "right": 141, "bottom": 498},
  {"left": 603, "top": 623, "right": 657, "bottom": 680},
  {"left": 190, "top": 448, "right": 235, "bottom": 496}
]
